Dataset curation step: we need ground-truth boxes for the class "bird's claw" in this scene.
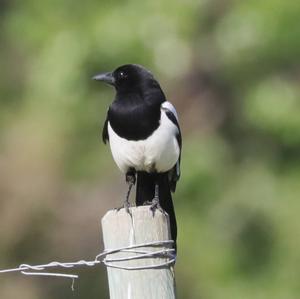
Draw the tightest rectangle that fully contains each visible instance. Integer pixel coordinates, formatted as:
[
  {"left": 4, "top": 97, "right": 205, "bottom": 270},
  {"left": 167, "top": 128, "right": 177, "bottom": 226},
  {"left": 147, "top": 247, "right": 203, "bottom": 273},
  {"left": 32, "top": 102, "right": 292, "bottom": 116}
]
[
  {"left": 115, "top": 200, "right": 132, "bottom": 216},
  {"left": 150, "top": 197, "right": 165, "bottom": 216}
]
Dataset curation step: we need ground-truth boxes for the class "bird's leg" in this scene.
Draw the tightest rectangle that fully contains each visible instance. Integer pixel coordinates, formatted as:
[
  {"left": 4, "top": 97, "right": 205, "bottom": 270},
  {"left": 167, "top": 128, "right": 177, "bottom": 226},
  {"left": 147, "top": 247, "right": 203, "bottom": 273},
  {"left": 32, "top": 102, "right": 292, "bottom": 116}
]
[
  {"left": 124, "top": 174, "right": 135, "bottom": 212},
  {"left": 150, "top": 182, "right": 165, "bottom": 216},
  {"left": 116, "top": 170, "right": 136, "bottom": 214}
]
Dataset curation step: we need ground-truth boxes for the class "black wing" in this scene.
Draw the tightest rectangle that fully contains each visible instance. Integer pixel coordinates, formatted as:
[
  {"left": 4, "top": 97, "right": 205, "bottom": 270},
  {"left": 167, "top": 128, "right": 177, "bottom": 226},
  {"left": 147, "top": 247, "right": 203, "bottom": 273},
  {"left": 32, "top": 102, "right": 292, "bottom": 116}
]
[
  {"left": 164, "top": 108, "right": 182, "bottom": 192},
  {"left": 102, "top": 116, "right": 109, "bottom": 144}
]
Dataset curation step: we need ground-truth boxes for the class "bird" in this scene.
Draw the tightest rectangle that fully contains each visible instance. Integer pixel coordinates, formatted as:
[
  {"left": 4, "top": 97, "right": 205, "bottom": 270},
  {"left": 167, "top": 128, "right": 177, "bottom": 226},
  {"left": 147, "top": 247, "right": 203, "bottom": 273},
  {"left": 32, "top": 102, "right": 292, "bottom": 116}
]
[{"left": 93, "top": 64, "right": 181, "bottom": 247}]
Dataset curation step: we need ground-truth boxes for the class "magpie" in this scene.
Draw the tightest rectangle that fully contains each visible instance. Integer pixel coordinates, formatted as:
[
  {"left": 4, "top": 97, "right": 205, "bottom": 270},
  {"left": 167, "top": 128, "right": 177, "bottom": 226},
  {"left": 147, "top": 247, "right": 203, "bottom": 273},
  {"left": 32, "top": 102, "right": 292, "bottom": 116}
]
[{"left": 93, "top": 64, "right": 181, "bottom": 247}]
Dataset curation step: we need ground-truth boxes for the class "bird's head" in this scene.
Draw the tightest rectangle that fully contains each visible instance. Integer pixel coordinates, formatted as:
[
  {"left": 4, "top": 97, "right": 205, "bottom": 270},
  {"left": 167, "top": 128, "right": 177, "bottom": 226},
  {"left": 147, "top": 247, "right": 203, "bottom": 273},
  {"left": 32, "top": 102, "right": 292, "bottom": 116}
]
[{"left": 93, "top": 64, "right": 163, "bottom": 97}]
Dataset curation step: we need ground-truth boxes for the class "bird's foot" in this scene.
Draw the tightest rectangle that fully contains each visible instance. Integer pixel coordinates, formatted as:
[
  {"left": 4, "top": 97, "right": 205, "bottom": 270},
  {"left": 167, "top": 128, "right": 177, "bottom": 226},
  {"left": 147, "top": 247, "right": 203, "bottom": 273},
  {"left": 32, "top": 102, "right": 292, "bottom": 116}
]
[
  {"left": 115, "top": 199, "right": 132, "bottom": 215},
  {"left": 115, "top": 174, "right": 135, "bottom": 215},
  {"left": 114, "top": 205, "right": 122, "bottom": 212},
  {"left": 150, "top": 197, "right": 165, "bottom": 216},
  {"left": 143, "top": 200, "right": 152, "bottom": 206}
]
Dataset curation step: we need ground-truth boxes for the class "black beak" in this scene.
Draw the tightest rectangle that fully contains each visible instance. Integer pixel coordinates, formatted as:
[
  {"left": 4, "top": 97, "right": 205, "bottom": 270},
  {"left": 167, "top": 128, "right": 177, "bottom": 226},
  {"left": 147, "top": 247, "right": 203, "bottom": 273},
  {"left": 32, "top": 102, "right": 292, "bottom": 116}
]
[{"left": 92, "top": 72, "right": 115, "bottom": 86}]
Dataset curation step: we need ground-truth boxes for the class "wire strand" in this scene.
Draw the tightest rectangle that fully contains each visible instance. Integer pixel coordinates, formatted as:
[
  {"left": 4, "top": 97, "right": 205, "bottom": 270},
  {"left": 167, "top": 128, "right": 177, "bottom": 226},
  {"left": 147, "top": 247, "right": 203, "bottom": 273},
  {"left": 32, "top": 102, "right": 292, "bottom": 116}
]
[{"left": 0, "top": 240, "right": 176, "bottom": 285}]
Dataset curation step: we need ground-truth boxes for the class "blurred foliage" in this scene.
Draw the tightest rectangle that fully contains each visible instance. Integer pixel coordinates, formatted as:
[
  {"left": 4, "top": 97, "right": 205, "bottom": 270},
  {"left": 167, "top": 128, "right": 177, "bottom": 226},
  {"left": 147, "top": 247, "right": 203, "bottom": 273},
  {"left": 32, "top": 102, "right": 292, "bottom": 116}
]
[{"left": 1, "top": 0, "right": 300, "bottom": 298}]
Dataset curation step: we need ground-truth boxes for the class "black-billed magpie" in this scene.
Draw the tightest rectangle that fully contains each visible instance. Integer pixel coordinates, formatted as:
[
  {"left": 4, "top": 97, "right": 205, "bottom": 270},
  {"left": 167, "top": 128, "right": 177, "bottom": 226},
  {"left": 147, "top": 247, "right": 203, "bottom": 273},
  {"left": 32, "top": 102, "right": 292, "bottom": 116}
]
[{"left": 93, "top": 64, "right": 181, "bottom": 246}]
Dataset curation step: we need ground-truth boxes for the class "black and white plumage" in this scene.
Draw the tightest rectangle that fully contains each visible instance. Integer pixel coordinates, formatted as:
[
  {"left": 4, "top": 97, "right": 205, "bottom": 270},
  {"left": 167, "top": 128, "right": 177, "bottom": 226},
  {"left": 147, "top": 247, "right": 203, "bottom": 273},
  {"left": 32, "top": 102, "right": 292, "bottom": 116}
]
[{"left": 93, "top": 64, "right": 181, "bottom": 247}]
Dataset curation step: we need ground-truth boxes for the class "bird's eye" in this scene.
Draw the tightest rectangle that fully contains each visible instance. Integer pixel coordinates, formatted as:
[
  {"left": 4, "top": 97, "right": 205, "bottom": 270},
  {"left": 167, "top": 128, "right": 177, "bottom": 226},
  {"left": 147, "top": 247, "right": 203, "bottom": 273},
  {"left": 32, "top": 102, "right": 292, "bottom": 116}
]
[{"left": 118, "top": 71, "right": 127, "bottom": 80}]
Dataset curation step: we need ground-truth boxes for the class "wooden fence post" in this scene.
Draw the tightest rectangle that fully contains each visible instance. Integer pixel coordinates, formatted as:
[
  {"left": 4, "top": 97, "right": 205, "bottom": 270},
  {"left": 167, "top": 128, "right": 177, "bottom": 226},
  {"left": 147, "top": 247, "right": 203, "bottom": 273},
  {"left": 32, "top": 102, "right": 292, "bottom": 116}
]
[{"left": 101, "top": 206, "right": 176, "bottom": 299}]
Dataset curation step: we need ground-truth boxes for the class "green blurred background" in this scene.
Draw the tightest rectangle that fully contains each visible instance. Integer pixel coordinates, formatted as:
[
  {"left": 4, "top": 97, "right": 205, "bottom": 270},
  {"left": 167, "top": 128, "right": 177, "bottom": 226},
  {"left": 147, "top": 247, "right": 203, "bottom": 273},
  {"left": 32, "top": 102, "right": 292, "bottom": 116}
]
[{"left": 1, "top": 0, "right": 300, "bottom": 298}]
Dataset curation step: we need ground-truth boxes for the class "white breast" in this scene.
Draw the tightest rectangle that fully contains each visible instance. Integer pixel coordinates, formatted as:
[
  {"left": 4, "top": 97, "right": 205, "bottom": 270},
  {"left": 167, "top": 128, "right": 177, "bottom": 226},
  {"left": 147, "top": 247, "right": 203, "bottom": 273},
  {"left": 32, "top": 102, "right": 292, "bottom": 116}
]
[{"left": 108, "top": 108, "right": 180, "bottom": 173}]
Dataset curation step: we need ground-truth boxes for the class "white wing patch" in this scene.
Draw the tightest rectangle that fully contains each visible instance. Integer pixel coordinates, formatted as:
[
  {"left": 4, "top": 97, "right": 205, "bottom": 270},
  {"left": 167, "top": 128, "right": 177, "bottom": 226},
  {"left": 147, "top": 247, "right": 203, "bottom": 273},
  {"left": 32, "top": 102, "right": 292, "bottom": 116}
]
[
  {"left": 162, "top": 101, "right": 179, "bottom": 121},
  {"left": 162, "top": 101, "right": 181, "bottom": 180}
]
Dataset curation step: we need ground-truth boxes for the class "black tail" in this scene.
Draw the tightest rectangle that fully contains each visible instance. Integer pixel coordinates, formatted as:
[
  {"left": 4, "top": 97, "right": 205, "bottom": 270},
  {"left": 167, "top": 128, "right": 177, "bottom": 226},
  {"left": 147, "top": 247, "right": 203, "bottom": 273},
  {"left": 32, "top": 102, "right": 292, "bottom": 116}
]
[{"left": 136, "top": 171, "right": 177, "bottom": 250}]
